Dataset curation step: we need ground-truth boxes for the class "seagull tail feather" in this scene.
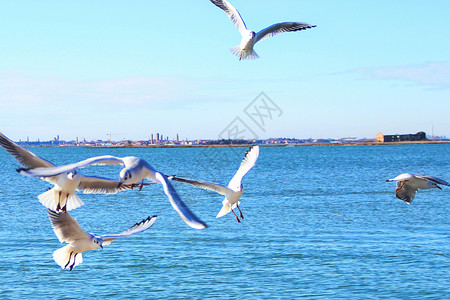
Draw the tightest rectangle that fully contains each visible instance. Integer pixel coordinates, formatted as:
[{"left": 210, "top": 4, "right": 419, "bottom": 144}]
[
  {"left": 216, "top": 204, "right": 232, "bottom": 218},
  {"left": 38, "top": 189, "right": 84, "bottom": 212},
  {"left": 53, "top": 246, "right": 83, "bottom": 270},
  {"left": 230, "top": 46, "right": 259, "bottom": 60},
  {"left": 65, "top": 193, "right": 84, "bottom": 211}
]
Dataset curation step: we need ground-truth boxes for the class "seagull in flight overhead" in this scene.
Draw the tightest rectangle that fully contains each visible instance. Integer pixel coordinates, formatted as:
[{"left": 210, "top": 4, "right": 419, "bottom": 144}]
[
  {"left": 47, "top": 209, "right": 156, "bottom": 270},
  {"left": 19, "top": 155, "right": 208, "bottom": 229},
  {"left": 169, "top": 146, "right": 259, "bottom": 223},
  {"left": 210, "top": 0, "right": 316, "bottom": 60},
  {"left": 0, "top": 132, "right": 141, "bottom": 212},
  {"left": 386, "top": 173, "right": 450, "bottom": 204}
]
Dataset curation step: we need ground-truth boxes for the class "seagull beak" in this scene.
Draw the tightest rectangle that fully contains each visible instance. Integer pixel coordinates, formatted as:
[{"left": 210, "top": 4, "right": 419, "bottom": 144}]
[
  {"left": 436, "top": 185, "right": 442, "bottom": 190},
  {"left": 100, "top": 244, "right": 103, "bottom": 249}
]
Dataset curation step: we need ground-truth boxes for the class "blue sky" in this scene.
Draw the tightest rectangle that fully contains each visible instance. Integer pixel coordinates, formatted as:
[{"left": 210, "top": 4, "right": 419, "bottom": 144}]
[{"left": 0, "top": 0, "right": 449, "bottom": 141}]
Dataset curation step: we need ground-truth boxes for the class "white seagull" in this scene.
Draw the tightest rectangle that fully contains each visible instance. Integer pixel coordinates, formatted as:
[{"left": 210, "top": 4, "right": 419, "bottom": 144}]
[
  {"left": 0, "top": 132, "right": 141, "bottom": 212},
  {"left": 386, "top": 173, "right": 450, "bottom": 204},
  {"left": 47, "top": 209, "right": 156, "bottom": 270},
  {"left": 210, "top": 0, "right": 316, "bottom": 60},
  {"left": 19, "top": 155, "right": 208, "bottom": 229},
  {"left": 169, "top": 146, "right": 259, "bottom": 223}
]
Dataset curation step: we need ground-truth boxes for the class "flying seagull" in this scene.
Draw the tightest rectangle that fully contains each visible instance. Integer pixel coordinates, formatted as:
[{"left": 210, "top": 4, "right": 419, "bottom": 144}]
[
  {"left": 0, "top": 132, "right": 142, "bottom": 212},
  {"left": 210, "top": 0, "right": 316, "bottom": 60},
  {"left": 386, "top": 173, "right": 450, "bottom": 204},
  {"left": 19, "top": 155, "right": 208, "bottom": 229},
  {"left": 169, "top": 146, "right": 259, "bottom": 223},
  {"left": 47, "top": 209, "right": 156, "bottom": 270}
]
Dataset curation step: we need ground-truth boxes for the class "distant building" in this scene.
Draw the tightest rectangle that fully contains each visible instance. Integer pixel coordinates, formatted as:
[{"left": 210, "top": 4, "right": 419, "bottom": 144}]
[{"left": 376, "top": 131, "right": 427, "bottom": 143}]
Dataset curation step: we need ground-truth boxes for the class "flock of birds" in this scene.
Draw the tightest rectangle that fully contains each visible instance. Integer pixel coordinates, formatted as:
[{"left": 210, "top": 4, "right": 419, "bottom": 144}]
[
  {"left": 1, "top": 0, "right": 449, "bottom": 271},
  {"left": 0, "top": 132, "right": 259, "bottom": 270},
  {"left": 1, "top": 130, "right": 449, "bottom": 271}
]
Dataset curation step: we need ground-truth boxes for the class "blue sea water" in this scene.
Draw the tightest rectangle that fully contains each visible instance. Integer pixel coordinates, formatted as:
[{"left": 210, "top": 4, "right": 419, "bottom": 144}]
[{"left": 0, "top": 144, "right": 449, "bottom": 299}]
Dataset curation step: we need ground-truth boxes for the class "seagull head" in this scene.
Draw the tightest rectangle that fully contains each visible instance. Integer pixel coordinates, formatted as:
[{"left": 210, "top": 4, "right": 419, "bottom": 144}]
[
  {"left": 119, "top": 169, "right": 133, "bottom": 184},
  {"left": 249, "top": 31, "right": 256, "bottom": 39},
  {"left": 92, "top": 236, "right": 103, "bottom": 249},
  {"left": 67, "top": 170, "right": 78, "bottom": 180},
  {"left": 430, "top": 182, "right": 442, "bottom": 190}
]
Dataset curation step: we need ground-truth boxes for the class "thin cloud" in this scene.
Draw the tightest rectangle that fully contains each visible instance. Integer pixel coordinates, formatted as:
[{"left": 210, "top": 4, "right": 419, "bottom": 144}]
[
  {"left": 0, "top": 72, "right": 205, "bottom": 111},
  {"left": 351, "top": 62, "right": 450, "bottom": 89}
]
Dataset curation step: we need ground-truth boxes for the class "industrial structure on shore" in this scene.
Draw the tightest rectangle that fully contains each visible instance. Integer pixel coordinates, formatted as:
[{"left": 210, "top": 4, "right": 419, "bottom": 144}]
[{"left": 376, "top": 131, "right": 427, "bottom": 143}]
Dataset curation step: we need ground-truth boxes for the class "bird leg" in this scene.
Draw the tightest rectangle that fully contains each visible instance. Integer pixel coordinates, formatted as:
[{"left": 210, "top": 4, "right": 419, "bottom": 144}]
[
  {"left": 395, "top": 180, "right": 408, "bottom": 192},
  {"left": 69, "top": 253, "right": 78, "bottom": 271},
  {"left": 62, "top": 193, "right": 69, "bottom": 212},
  {"left": 139, "top": 180, "right": 145, "bottom": 191},
  {"left": 236, "top": 204, "right": 244, "bottom": 219},
  {"left": 56, "top": 191, "right": 62, "bottom": 211},
  {"left": 64, "top": 252, "right": 73, "bottom": 269},
  {"left": 231, "top": 209, "right": 241, "bottom": 223}
]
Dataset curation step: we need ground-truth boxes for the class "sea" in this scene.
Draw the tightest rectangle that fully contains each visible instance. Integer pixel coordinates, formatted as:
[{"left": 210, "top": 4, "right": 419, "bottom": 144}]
[{"left": 0, "top": 143, "right": 449, "bottom": 299}]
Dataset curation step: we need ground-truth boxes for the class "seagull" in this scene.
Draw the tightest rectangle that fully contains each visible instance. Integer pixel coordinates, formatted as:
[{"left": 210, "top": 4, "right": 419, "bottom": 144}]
[
  {"left": 169, "top": 146, "right": 259, "bottom": 223},
  {"left": 19, "top": 155, "right": 208, "bottom": 229},
  {"left": 47, "top": 209, "right": 156, "bottom": 270},
  {"left": 210, "top": 0, "right": 316, "bottom": 60},
  {"left": 0, "top": 132, "right": 142, "bottom": 212},
  {"left": 386, "top": 173, "right": 450, "bottom": 204}
]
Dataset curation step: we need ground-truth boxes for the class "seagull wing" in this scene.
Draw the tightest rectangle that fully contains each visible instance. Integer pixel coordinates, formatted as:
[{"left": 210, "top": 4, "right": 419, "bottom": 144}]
[
  {"left": 387, "top": 173, "right": 414, "bottom": 182},
  {"left": 155, "top": 172, "right": 208, "bottom": 229},
  {"left": 18, "top": 155, "right": 124, "bottom": 178},
  {"left": 0, "top": 132, "right": 55, "bottom": 168},
  {"left": 102, "top": 216, "right": 157, "bottom": 246},
  {"left": 168, "top": 175, "right": 230, "bottom": 196},
  {"left": 47, "top": 209, "right": 90, "bottom": 243},
  {"left": 227, "top": 146, "right": 259, "bottom": 191},
  {"left": 77, "top": 175, "right": 144, "bottom": 194},
  {"left": 210, "top": 0, "right": 247, "bottom": 35},
  {"left": 255, "top": 22, "right": 316, "bottom": 44},
  {"left": 395, "top": 182, "right": 418, "bottom": 204},
  {"left": 415, "top": 175, "right": 450, "bottom": 186}
]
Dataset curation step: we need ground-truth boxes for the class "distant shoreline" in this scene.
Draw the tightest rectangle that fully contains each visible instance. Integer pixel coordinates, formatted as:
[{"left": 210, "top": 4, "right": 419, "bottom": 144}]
[{"left": 54, "top": 140, "right": 450, "bottom": 149}]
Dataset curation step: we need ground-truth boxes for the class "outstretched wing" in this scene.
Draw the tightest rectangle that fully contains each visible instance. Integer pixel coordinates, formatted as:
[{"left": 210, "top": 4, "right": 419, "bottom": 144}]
[
  {"left": 415, "top": 175, "right": 450, "bottom": 186},
  {"left": 0, "top": 132, "right": 54, "bottom": 168},
  {"left": 102, "top": 216, "right": 157, "bottom": 246},
  {"left": 78, "top": 175, "right": 149, "bottom": 194},
  {"left": 255, "top": 22, "right": 316, "bottom": 44},
  {"left": 387, "top": 173, "right": 414, "bottom": 182},
  {"left": 155, "top": 172, "right": 207, "bottom": 229},
  {"left": 47, "top": 209, "right": 90, "bottom": 243},
  {"left": 210, "top": 0, "right": 247, "bottom": 35},
  {"left": 228, "top": 146, "right": 259, "bottom": 191},
  {"left": 18, "top": 155, "right": 124, "bottom": 178},
  {"left": 395, "top": 182, "right": 418, "bottom": 204},
  {"left": 168, "top": 175, "right": 230, "bottom": 196}
]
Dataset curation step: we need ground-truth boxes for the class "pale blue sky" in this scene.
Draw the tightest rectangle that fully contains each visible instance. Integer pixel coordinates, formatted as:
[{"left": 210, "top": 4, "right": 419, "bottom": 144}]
[{"left": 0, "top": 0, "right": 449, "bottom": 141}]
